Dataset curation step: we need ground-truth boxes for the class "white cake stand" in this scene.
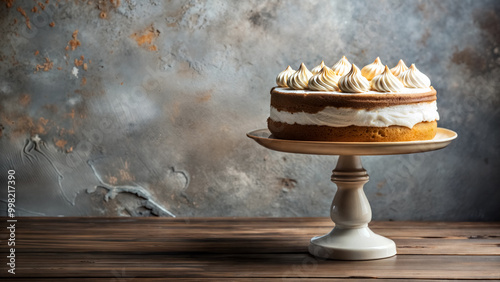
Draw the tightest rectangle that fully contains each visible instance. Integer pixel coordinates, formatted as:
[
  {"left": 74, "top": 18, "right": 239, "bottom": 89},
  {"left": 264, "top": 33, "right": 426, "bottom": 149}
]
[{"left": 247, "top": 128, "right": 457, "bottom": 260}]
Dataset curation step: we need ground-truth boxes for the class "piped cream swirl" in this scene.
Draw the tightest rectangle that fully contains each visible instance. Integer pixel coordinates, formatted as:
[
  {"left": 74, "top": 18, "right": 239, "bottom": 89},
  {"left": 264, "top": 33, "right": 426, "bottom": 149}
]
[
  {"left": 276, "top": 66, "right": 295, "bottom": 87},
  {"left": 371, "top": 65, "right": 405, "bottom": 92},
  {"left": 287, "top": 63, "right": 313, "bottom": 90},
  {"left": 398, "top": 64, "right": 431, "bottom": 88},
  {"left": 338, "top": 64, "right": 370, "bottom": 93},
  {"left": 311, "top": 61, "right": 326, "bottom": 75},
  {"left": 331, "top": 56, "right": 352, "bottom": 76},
  {"left": 308, "top": 66, "right": 340, "bottom": 91},
  {"left": 390, "top": 59, "right": 408, "bottom": 77},
  {"left": 361, "top": 57, "right": 385, "bottom": 81}
]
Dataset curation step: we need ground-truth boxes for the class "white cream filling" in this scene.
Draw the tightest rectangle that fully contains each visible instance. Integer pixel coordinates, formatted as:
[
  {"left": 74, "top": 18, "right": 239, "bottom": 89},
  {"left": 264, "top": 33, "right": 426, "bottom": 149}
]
[{"left": 270, "top": 101, "right": 439, "bottom": 128}]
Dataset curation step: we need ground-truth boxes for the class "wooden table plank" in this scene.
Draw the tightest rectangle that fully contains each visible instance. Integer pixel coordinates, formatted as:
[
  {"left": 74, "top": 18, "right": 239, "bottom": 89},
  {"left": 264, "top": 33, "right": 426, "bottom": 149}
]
[
  {"left": 9, "top": 238, "right": 500, "bottom": 255},
  {"left": 3, "top": 218, "right": 499, "bottom": 255},
  {"left": 5, "top": 253, "right": 500, "bottom": 279},
  {"left": 0, "top": 217, "right": 499, "bottom": 280}
]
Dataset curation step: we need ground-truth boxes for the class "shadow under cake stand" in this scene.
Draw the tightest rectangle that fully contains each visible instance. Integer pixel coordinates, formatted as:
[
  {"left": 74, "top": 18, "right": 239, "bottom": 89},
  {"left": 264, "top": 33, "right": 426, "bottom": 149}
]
[{"left": 247, "top": 128, "right": 457, "bottom": 260}]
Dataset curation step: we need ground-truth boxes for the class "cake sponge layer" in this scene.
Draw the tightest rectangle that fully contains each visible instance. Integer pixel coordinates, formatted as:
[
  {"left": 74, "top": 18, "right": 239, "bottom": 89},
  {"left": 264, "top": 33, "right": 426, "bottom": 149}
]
[{"left": 267, "top": 120, "right": 437, "bottom": 142}]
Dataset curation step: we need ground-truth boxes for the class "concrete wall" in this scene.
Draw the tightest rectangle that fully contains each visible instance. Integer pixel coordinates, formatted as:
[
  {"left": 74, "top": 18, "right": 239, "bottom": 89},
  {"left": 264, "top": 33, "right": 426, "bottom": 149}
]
[{"left": 0, "top": 0, "right": 499, "bottom": 220}]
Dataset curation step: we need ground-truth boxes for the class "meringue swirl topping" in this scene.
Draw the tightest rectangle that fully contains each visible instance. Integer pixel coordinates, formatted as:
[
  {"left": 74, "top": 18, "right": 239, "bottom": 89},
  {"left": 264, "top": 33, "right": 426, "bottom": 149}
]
[
  {"left": 361, "top": 57, "right": 385, "bottom": 81},
  {"left": 308, "top": 66, "right": 340, "bottom": 91},
  {"left": 276, "top": 66, "right": 295, "bottom": 87},
  {"left": 331, "top": 56, "right": 352, "bottom": 76},
  {"left": 339, "top": 64, "right": 370, "bottom": 93},
  {"left": 311, "top": 61, "right": 326, "bottom": 75},
  {"left": 398, "top": 64, "right": 431, "bottom": 88},
  {"left": 371, "top": 65, "right": 405, "bottom": 92},
  {"left": 287, "top": 63, "right": 313, "bottom": 90},
  {"left": 390, "top": 59, "right": 408, "bottom": 77}
]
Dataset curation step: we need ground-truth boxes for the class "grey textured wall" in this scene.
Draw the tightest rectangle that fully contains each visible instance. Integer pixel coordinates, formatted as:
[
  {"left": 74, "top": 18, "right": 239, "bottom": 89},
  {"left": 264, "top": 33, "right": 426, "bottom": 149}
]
[{"left": 0, "top": 0, "right": 499, "bottom": 220}]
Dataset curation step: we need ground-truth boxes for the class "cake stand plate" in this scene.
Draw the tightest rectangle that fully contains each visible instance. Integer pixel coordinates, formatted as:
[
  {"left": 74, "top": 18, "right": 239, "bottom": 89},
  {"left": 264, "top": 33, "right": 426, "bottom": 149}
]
[
  {"left": 247, "top": 128, "right": 457, "bottom": 156},
  {"left": 247, "top": 128, "right": 457, "bottom": 260}
]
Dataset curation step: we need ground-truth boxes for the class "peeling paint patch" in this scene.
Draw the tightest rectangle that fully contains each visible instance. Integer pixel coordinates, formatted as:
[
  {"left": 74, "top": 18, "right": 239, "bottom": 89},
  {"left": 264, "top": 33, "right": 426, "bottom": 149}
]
[
  {"left": 72, "top": 67, "right": 79, "bottom": 78},
  {"left": 22, "top": 135, "right": 73, "bottom": 205},
  {"left": 169, "top": 166, "right": 190, "bottom": 190},
  {"left": 87, "top": 160, "right": 175, "bottom": 217},
  {"left": 279, "top": 178, "right": 297, "bottom": 189}
]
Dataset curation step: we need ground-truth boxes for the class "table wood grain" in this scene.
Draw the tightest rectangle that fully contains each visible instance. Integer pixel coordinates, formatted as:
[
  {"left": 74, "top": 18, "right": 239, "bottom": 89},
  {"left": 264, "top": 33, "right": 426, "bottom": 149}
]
[{"left": 1, "top": 217, "right": 499, "bottom": 280}]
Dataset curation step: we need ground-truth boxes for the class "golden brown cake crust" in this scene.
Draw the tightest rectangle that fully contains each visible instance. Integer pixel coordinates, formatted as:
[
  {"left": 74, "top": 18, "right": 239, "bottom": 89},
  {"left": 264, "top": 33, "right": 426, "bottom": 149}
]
[
  {"left": 267, "top": 120, "right": 437, "bottom": 142},
  {"left": 271, "top": 87, "right": 437, "bottom": 113}
]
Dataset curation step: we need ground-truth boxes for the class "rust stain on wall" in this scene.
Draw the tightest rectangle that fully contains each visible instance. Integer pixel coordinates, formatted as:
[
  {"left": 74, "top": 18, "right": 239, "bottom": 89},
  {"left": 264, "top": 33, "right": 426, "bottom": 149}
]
[
  {"left": 43, "top": 104, "right": 58, "bottom": 114},
  {"left": 196, "top": 90, "right": 213, "bottom": 103},
  {"left": 2, "top": 0, "right": 14, "bottom": 9},
  {"left": 1, "top": 114, "right": 50, "bottom": 139},
  {"left": 54, "top": 138, "right": 67, "bottom": 149},
  {"left": 16, "top": 6, "right": 31, "bottom": 29},
  {"left": 168, "top": 101, "right": 181, "bottom": 124},
  {"left": 34, "top": 57, "right": 54, "bottom": 73},
  {"left": 66, "top": 30, "right": 81, "bottom": 51},
  {"left": 130, "top": 25, "right": 160, "bottom": 51},
  {"left": 96, "top": 0, "right": 121, "bottom": 20},
  {"left": 37, "top": 1, "right": 46, "bottom": 11},
  {"left": 74, "top": 55, "right": 84, "bottom": 67},
  {"left": 66, "top": 109, "right": 75, "bottom": 119},
  {"left": 37, "top": 117, "right": 49, "bottom": 134},
  {"left": 19, "top": 94, "right": 31, "bottom": 107},
  {"left": 106, "top": 175, "right": 118, "bottom": 185}
]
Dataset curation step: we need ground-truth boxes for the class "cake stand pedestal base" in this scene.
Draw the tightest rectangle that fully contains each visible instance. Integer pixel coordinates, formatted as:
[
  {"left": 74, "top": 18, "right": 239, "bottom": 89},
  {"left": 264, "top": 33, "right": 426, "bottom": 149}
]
[
  {"left": 308, "top": 155, "right": 396, "bottom": 260},
  {"left": 309, "top": 227, "right": 396, "bottom": 260},
  {"left": 247, "top": 128, "right": 457, "bottom": 260}
]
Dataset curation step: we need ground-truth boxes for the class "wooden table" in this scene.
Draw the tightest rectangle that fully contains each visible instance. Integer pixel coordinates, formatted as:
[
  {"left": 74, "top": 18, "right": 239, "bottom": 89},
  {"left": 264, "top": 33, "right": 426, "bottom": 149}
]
[{"left": 1, "top": 217, "right": 499, "bottom": 280}]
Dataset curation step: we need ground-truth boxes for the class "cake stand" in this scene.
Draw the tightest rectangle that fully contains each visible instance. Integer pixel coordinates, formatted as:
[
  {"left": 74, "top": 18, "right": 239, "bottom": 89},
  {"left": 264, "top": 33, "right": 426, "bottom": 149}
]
[{"left": 247, "top": 128, "right": 457, "bottom": 260}]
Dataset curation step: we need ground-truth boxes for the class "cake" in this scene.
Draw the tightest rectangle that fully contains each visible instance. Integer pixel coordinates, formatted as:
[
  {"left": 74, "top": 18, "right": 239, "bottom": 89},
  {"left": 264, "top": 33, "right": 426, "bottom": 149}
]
[{"left": 268, "top": 57, "right": 439, "bottom": 142}]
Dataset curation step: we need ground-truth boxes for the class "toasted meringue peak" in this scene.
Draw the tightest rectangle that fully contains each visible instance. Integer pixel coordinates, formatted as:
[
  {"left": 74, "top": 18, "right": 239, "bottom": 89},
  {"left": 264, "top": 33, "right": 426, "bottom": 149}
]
[
  {"left": 308, "top": 66, "right": 341, "bottom": 91},
  {"left": 331, "top": 56, "right": 352, "bottom": 76},
  {"left": 361, "top": 57, "right": 385, "bottom": 81},
  {"left": 276, "top": 66, "right": 295, "bottom": 87},
  {"left": 287, "top": 63, "right": 313, "bottom": 90},
  {"left": 371, "top": 65, "right": 405, "bottom": 92},
  {"left": 398, "top": 64, "right": 431, "bottom": 88},
  {"left": 311, "top": 61, "right": 326, "bottom": 75},
  {"left": 339, "top": 64, "right": 370, "bottom": 93},
  {"left": 390, "top": 59, "right": 409, "bottom": 77}
]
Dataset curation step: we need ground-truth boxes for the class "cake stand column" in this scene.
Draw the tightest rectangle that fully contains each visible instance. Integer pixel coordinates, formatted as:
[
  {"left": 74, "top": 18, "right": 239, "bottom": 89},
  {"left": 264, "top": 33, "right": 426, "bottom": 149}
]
[{"left": 308, "top": 155, "right": 397, "bottom": 260}]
